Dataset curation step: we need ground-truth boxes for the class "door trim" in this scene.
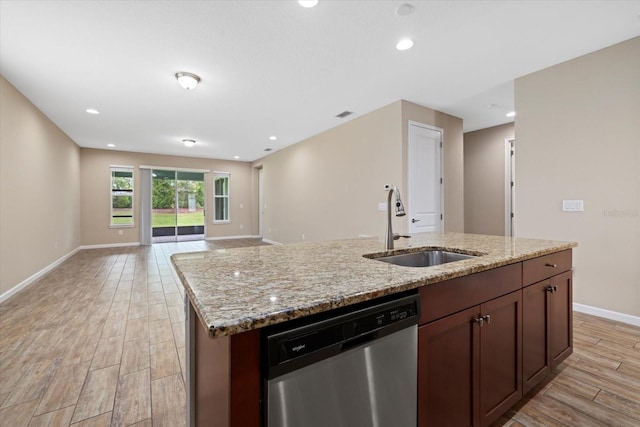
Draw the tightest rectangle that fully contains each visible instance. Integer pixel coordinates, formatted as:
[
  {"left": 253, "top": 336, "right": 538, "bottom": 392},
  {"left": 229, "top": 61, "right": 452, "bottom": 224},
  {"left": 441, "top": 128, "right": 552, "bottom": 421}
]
[{"left": 504, "top": 139, "right": 515, "bottom": 237}]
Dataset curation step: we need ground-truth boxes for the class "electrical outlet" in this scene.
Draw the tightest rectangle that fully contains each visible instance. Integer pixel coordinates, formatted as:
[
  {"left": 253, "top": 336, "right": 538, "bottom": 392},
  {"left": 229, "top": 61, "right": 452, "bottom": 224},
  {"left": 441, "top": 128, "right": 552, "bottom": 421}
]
[
  {"left": 562, "top": 200, "right": 584, "bottom": 212},
  {"left": 118, "top": 230, "right": 123, "bottom": 236},
  {"left": 239, "top": 224, "right": 244, "bottom": 229},
  {"left": 302, "top": 234, "right": 305, "bottom": 240},
  {"left": 378, "top": 202, "right": 387, "bottom": 211}
]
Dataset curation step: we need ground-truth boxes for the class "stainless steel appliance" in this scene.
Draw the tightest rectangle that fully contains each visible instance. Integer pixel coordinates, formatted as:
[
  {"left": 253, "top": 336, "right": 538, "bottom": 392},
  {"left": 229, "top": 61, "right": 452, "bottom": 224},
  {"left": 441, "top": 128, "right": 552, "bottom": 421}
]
[{"left": 264, "top": 292, "right": 420, "bottom": 427}]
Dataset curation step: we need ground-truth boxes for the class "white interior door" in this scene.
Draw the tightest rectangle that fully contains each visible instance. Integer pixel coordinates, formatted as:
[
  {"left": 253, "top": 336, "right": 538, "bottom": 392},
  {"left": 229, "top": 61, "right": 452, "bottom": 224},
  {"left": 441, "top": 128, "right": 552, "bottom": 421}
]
[
  {"left": 259, "top": 168, "right": 264, "bottom": 237},
  {"left": 408, "top": 122, "right": 443, "bottom": 233}
]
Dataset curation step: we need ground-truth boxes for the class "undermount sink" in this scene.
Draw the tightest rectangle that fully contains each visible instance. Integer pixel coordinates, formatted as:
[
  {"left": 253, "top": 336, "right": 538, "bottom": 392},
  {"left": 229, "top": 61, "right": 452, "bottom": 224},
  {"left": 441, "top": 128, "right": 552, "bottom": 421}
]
[{"left": 368, "top": 249, "right": 478, "bottom": 268}]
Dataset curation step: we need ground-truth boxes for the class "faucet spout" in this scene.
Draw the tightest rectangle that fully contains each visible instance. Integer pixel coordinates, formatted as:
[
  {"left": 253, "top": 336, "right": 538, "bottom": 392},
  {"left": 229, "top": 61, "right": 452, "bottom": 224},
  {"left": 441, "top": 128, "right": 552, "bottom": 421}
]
[{"left": 385, "top": 185, "right": 406, "bottom": 250}]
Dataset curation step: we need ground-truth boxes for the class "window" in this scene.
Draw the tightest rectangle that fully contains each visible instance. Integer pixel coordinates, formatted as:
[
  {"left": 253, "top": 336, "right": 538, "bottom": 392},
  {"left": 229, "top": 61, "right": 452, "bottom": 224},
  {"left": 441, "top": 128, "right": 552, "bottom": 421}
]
[
  {"left": 213, "top": 172, "right": 230, "bottom": 223},
  {"left": 111, "top": 167, "right": 134, "bottom": 226}
]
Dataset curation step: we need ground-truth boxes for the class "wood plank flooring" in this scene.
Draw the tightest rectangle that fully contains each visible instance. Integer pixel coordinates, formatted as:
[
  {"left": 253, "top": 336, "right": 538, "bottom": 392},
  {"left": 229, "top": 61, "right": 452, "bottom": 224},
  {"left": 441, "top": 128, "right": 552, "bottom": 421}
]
[
  {"left": 494, "top": 312, "right": 640, "bottom": 427},
  {"left": 0, "top": 239, "right": 266, "bottom": 427},
  {"left": 1, "top": 239, "right": 638, "bottom": 426}
]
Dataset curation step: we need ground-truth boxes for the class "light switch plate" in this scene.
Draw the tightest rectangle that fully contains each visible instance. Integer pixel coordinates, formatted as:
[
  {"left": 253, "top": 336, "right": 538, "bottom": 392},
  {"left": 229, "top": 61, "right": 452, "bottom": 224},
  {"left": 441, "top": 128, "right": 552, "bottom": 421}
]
[{"left": 563, "top": 200, "right": 584, "bottom": 212}]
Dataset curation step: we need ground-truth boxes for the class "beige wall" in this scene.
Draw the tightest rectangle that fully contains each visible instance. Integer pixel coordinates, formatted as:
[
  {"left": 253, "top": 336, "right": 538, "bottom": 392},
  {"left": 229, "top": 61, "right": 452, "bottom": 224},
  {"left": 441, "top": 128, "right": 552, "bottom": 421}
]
[
  {"left": 251, "top": 100, "right": 463, "bottom": 244},
  {"left": 80, "top": 149, "right": 255, "bottom": 246},
  {"left": 0, "top": 75, "right": 81, "bottom": 296},
  {"left": 464, "top": 123, "right": 514, "bottom": 235},
  {"left": 515, "top": 37, "right": 640, "bottom": 317}
]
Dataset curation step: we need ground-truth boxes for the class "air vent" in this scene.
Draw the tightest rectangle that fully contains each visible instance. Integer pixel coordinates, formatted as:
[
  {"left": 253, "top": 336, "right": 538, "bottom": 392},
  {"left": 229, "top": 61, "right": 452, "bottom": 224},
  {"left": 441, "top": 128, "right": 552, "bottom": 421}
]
[{"left": 335, "top": 111, "right": 354, "bottom": 118}]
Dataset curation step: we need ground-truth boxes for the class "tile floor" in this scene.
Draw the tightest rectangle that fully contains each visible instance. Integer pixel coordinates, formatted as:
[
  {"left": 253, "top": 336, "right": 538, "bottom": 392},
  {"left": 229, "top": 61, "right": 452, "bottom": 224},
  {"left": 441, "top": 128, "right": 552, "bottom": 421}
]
[{"left": 0, "top": 238, "right": 266, "bottom": 426}]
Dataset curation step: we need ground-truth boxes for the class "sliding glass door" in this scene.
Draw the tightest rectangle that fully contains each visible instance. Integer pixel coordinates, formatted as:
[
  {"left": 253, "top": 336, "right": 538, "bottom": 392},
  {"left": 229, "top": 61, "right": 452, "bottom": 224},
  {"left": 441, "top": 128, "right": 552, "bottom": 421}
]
[{"left": 151, "top": 170, "right": 205, "bottom": 242}]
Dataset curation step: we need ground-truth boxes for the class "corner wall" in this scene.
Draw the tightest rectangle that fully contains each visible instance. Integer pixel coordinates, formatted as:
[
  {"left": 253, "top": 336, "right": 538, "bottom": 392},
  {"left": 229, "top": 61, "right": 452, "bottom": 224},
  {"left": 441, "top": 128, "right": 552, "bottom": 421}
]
[
  {"left": 0, "top": 75, "right": 81, "bottom": 296},
  {"left": 252, "top": 100, "right": 463, "bottom": 244},
  {"left": 80, "top": 149, "right": 255, "bottom": 246},
  {"left": 515, "top": 37, "right": 640, "bottom": 317},
  {"left": 464, "top": 123, "right": 514, "bottom": 236}
]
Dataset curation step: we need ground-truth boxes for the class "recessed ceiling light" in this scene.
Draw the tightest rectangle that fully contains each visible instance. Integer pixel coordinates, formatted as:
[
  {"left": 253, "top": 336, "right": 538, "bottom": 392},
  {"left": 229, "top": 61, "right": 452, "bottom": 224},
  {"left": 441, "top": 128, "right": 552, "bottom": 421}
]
[
  {"left": 269, "top": 136, "right": 277, "bottom": 141},
  {"left": 298, "top": 0, "right": 318, "bottom": 8},
  {"left": 175, "top": 72, "right": 201, "bottom": 90},
  {"left": 396, "top": 4, "right": 415, "bottom": 16},
  {"left": 396, "top": 39, "right": 414, "bottom": 51},
  {"left": 182, "top": 139, "right": 196, "bottom": 147},
  {"left": 233, "top": 155, "right": 240, "bottom": 159},
  {"left": 107, "top": 143, "right": 115, "bottom": 148},
  {"left": 86, "top": 108, "right": 100, "bottom": 114},
  {"left": 506, "top": 111, "right": 517, "bottom": 118}
]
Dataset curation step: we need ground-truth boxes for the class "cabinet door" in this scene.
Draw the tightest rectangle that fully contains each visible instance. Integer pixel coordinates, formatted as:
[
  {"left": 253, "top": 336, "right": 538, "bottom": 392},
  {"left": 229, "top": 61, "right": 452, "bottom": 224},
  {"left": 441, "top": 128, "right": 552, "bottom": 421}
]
[
  {"left": 479, "top": 291, "right": 522, "bottom": 427},
  {"left": 549, "top": 271, "right": 573, "bottom": 369},
  {"left": 418, "top": 306, "right": 480, "bottom": 427},
  {"left": 522, "top": 279, "right": 551, "bottom": 394}
]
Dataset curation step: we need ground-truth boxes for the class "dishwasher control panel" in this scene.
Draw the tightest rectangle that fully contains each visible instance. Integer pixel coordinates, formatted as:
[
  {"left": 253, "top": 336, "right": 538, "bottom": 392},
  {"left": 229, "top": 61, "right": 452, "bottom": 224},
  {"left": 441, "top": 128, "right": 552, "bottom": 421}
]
[{"left": 264, "top": 292, "right": 420, "bottom": 379}]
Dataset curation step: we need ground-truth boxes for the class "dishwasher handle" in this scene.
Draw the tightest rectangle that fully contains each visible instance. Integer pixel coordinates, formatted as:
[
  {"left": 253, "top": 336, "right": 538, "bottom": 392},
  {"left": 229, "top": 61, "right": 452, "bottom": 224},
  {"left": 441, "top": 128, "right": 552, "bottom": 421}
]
[{"left": 340, "top": 331, "right": 379, "bottom": 352}]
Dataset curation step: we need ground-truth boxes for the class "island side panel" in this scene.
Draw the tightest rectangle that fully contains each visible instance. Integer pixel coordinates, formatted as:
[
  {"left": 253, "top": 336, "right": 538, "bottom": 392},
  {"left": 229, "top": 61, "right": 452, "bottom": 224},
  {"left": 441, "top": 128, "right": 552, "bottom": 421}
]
[{"left": 189, "top": 300, "right": 261, "bottom": 427}]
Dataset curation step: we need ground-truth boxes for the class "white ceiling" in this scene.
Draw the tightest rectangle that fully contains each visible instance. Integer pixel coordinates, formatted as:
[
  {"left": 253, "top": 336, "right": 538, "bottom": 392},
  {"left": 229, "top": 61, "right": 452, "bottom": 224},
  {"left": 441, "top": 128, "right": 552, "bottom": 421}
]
[{"left": 1, "top": 1, "right": 638, "bottom": 162}]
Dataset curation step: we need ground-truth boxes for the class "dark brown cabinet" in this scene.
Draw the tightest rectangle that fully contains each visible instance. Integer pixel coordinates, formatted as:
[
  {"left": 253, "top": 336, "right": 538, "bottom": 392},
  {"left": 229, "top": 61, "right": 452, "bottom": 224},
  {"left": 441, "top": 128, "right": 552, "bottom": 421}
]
[
  {"left": 523, "top": 270, "right": 573, "bottom": 393},
  {"left": 522, "top": 251, "right": 573, "bottom": 394},
  {"left": 418, "top": 290, "right": 522, "bottom": 427}
]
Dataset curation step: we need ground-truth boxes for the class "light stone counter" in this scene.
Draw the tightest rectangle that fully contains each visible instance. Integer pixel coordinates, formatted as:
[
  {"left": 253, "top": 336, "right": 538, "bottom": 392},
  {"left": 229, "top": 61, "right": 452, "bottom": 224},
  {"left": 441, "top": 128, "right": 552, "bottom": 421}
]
[{"left": 171, "top": 232, "right": 577, "bottom": 338}]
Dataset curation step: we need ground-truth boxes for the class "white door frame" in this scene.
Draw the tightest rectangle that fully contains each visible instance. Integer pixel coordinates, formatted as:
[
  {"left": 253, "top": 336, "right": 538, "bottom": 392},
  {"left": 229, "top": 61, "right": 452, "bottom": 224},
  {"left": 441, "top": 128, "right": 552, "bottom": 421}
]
[
  {"left": 407, "top": 121, "right": 444, "bottom": 233},
  {"left": 504, "top": 138, "right": 515, "bottom": 237}
]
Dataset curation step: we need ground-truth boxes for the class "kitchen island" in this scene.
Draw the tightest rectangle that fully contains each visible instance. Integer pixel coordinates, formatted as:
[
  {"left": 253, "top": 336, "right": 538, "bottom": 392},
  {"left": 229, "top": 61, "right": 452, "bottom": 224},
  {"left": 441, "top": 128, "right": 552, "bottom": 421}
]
[{"left": 171, "top": 232, "right": 577, "bottom": 427}]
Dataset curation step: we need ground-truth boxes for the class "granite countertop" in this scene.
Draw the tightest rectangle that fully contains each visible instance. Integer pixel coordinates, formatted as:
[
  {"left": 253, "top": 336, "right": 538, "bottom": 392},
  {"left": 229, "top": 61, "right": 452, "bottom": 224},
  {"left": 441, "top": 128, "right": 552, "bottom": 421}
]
[{"left": 171, "top": 232, "right": 577, "bottom": 338}]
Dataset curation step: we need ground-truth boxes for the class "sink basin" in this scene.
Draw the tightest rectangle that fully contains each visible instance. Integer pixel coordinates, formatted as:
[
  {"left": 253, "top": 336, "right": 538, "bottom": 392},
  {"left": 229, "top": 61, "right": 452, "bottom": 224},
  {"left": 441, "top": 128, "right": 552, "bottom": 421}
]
[{"left": 369, "top": 249, "right": 477, "bottom": 267}]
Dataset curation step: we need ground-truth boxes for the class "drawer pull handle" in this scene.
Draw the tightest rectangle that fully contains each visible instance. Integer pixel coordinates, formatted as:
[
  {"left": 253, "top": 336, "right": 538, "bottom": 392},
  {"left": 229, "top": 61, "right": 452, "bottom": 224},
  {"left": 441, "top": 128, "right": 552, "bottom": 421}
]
[{"left": 545, "top": 263, "right": 557, "bottom": 268}]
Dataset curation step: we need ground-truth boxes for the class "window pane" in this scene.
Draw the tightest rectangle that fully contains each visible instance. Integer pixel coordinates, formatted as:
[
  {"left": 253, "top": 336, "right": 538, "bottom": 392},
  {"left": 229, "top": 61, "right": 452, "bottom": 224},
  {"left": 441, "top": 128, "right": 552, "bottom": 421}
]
[
  {"left": 214, "top": 176, "right": 228, "bottom": 196},
  {"left": 214, "top": 197, "right": 228, "bottom": 221}
]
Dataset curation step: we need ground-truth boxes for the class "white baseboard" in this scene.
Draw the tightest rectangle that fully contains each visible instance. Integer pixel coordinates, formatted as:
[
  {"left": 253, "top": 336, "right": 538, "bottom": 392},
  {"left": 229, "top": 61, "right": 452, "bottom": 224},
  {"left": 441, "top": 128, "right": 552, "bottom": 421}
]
[
  {"left": 262, "top": 238, "right": 282, "bottom": 245},
  {"left": 205, "top": 235, "right": 261, "bottom": 241},
  {"left": 0, "top": 247, "right": 80, "bottom": 303},
  {"left": 79, "top": 242, "right": 141, "bottom": 250},
  {"left": 573, "top": 303, "right": 640, "bottom": 327}
]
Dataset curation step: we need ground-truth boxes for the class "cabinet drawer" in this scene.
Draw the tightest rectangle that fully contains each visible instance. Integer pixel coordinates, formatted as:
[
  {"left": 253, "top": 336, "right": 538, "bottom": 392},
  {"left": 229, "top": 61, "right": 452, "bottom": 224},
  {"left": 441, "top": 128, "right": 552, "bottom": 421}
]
[
  {"left": 523, "top": 250, "right": 572, "bottom": 286},
  {"left": 419, "top": 263, "right": 522, "bottom": 325}
]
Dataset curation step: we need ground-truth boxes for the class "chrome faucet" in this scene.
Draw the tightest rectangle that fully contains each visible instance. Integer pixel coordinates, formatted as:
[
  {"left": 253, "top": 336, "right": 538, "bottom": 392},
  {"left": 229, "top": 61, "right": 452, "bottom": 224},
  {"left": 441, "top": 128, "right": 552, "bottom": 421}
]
[{"left": 385, "top": 185, "right": 406, "bottom": 250}]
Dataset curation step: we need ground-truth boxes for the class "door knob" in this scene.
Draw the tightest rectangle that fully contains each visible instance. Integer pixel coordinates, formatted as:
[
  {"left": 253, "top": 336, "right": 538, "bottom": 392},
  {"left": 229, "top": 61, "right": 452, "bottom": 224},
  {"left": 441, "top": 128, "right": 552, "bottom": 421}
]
[{"left": 411, "top": 218, "right": 421, "bottom": 223}]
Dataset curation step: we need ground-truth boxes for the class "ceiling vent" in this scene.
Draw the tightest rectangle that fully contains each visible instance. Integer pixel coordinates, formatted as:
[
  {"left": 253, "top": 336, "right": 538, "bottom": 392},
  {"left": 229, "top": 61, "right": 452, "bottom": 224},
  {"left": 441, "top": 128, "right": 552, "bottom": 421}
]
[{"left": 335, "top": 111, "right": 354, "bottom": 118}]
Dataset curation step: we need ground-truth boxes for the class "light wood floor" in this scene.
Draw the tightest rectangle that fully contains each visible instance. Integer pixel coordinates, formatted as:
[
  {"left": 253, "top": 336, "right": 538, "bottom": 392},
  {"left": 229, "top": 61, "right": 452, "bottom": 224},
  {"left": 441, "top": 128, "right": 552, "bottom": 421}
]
[{"left": 1, "top": 239, "right": 638, "bottom": 426}]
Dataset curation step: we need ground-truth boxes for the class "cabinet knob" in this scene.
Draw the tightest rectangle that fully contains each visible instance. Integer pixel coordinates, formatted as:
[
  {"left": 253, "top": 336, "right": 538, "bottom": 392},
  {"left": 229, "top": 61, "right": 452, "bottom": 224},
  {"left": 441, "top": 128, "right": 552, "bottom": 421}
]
[
  {"left": 545, "top": 263, "right": 557, "bottom": 268},
  {"left": 546, "top": 286, "right": 554, "bottom": 293},
  {"left": 483, "top": 314, "right": 491, "bottom": 325},
  {"left": 475, "top": 317, "right": 484, "bottom": 327}
]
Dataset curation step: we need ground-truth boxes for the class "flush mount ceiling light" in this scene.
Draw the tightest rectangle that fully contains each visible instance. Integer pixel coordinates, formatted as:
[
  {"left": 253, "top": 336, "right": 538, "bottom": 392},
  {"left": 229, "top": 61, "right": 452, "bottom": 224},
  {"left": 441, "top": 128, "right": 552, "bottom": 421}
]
[
  {"left": 298, "top": 0, "right": 318, "bottom": 7},
  {"left": 182, "top": 139, "right": 196, "bottom": 147},
  {"left": 86, "top": 108, "right": 100, "bottom": 114},
  {"left": 396, "top": 39, "right": 414, "bottom": 51},
  {"left": 506, "top": 111, "right": 517, "bottom": 118},
  {"left": 175, "top": 72, "right": 201, "bottom": 90},
  {"left": 396, "top": 3, "right": 415, "bottom": 16}
]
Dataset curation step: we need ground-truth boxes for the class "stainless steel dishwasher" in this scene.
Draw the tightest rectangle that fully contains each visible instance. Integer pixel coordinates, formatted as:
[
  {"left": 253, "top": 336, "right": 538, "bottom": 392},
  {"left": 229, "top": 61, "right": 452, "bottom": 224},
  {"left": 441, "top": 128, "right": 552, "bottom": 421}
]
[{"left": 263, "top": 292, "right": 420, "bottom": 427}]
